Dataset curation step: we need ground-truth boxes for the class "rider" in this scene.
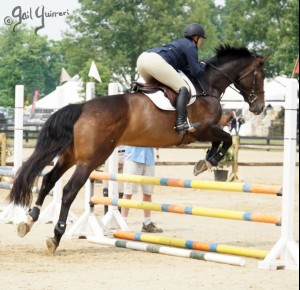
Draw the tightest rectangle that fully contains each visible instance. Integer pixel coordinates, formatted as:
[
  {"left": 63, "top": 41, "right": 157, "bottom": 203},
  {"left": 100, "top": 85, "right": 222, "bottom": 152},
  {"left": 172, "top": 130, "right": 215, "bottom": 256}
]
[{"left": 136, "top": 23, "right": 207, "bottom": 135}]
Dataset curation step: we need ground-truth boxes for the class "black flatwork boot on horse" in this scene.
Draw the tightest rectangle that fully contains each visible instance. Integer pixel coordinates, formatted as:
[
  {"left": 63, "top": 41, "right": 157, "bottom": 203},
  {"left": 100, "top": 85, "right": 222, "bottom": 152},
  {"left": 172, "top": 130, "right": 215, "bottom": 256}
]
[{"left": 174, "top": 87, "right": 198, "bottom": 135}]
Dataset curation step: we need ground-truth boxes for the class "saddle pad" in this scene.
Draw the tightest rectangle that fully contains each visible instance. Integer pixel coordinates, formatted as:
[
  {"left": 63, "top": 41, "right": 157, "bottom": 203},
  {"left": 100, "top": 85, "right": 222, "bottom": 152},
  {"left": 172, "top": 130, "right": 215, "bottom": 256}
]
[{"left": 143, "top": 71, "right": 196, "bottom": 111}]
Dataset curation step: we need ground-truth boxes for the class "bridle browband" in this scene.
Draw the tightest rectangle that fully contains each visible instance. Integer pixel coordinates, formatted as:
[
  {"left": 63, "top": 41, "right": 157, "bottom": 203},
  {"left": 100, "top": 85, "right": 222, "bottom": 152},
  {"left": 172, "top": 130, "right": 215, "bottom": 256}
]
[{"left": 206, "top": 60, "right": 264, "bottom": 104}]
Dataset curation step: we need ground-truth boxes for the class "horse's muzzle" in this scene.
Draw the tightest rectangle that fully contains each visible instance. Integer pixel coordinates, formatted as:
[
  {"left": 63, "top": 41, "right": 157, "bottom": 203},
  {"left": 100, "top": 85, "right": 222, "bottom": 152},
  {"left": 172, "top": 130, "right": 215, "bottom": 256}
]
[{"left": 249, "top": 101, "right": 264, "bottom": 115}]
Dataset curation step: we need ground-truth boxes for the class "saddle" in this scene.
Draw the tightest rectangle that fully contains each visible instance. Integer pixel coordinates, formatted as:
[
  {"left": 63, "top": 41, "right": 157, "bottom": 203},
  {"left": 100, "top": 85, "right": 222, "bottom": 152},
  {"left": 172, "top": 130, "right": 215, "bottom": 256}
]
[{"left": 131, "top": 80, "right": 190, "bottom": 107}]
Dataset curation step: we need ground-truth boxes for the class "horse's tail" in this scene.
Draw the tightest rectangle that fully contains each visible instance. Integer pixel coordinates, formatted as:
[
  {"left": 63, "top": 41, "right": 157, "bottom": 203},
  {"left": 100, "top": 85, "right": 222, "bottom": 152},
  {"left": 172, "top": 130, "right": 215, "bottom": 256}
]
[{"left": 9, "top": 103, "right": 83, "bottom": 207}]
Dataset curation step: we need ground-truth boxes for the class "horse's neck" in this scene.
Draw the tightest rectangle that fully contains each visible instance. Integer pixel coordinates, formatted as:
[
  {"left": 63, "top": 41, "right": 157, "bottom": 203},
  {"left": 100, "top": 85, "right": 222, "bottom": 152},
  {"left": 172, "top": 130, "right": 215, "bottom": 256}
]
[
  {"left": 196, "top": 74, "right": 227, "bottom": 98},
  {"left": 200, "top": 60, "right": 247, "bottom": 98}
]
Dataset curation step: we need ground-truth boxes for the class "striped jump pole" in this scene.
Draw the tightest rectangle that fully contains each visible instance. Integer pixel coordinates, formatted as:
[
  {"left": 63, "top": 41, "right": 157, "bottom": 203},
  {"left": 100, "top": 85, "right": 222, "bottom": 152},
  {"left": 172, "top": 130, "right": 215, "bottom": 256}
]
[
  {"left": 90, "top": 171, "right": 282, "bottom": 195},
  {"left": 88, "top": 236, "right": 246, "bottom": 267},
  {"left": 114, "top": 231, "right": 269, "bottom": 259},
  {"left": 0, "top": 166, "right": 47, "bottom": 193},
  {"left": 0, "top": 182, "right": 40, "bottom": 193},
  {"left": 90, "top": 196, "right": 281, "bottom": 225}
]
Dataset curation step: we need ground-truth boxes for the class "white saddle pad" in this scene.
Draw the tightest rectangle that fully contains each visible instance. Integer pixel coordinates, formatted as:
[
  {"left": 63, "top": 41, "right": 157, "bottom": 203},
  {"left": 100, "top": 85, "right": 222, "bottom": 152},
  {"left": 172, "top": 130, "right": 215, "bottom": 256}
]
[{"left": 141, "top": 71, "right": 196, "bottom": 111}]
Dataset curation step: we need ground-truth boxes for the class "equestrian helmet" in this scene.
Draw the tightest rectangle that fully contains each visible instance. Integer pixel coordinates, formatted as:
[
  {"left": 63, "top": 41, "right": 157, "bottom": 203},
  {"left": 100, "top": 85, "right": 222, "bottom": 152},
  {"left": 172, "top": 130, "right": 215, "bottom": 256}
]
[{"left": 184, "top": 23, "right": 206, "bottom": 39}]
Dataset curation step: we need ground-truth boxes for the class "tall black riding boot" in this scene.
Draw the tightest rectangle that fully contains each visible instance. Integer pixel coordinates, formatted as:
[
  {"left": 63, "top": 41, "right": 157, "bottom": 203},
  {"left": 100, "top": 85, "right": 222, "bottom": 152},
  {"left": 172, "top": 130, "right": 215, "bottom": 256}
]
[{"left": 175, "top": 87, "right": 190, "bottom": 135}]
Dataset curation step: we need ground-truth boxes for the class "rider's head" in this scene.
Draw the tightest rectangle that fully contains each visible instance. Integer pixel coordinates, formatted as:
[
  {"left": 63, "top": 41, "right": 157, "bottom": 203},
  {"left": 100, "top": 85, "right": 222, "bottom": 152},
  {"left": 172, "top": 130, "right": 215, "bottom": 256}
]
[{"left": 184, "top": 23, "right": 206, "bottom": 46}]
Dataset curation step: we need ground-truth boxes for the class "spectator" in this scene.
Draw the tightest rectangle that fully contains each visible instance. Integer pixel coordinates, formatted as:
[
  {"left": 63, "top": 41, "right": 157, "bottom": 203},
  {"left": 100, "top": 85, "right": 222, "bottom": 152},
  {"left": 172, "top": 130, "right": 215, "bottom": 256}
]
[
  {"left": 121, "top": 146, "right": 163, "bottom": 233},
  {"left": 237, "top": 116, "right": 245, "bottom": 134}
]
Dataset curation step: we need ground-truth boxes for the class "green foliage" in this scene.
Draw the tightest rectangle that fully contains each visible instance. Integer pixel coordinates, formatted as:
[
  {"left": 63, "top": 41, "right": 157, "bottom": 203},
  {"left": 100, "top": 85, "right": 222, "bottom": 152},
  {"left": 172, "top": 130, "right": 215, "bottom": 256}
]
[
  {"left": 218, "top": 0, "right": 299, "bottom": 77},
  {"left": 0, "top": 25, "right": 64, "bottom": 107}
]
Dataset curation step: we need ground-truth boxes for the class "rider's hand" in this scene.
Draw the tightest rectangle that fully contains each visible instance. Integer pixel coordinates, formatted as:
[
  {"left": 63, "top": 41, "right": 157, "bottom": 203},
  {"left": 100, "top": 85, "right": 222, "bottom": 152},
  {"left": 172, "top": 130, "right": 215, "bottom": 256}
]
[{"left": 198, "top": 61, "right": 206, "bottom": 74}]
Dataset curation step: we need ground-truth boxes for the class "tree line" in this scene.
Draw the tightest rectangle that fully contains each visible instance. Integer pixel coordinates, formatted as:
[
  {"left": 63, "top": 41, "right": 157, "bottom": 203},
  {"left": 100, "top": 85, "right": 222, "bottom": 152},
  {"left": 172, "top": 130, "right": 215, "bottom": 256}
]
[{"left": 0, "top": 0, "right": 298, "bottom": 107}]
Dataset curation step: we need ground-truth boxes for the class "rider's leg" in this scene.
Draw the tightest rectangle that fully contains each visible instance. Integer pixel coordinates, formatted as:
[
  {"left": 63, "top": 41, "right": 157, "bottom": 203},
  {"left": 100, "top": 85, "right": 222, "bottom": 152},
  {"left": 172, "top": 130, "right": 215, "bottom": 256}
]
[
  {"left": 175, "top": 87, "right": 190, "bottom": 135},
  {"left": 137, "top": 52, "right": 186, "bottom": 91}
]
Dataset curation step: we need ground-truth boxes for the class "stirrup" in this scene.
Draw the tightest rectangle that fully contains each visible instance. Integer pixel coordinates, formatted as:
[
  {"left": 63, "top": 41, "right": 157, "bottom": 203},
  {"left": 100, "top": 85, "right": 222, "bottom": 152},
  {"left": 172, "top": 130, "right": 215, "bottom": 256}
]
[
  {"left": 174, "top": 119, "right": 200, "bottom": 135},
  {"left": 186, "top": 118, "right": 200, "bottom": 132},
  {"left": 174, "top": 122, "right": 190, "bottom": 135}
]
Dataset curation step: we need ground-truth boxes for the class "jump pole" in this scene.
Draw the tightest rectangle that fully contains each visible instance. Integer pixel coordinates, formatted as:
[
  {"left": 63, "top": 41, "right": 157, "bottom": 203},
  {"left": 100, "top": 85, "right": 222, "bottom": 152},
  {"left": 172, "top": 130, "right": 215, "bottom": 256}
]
[
  {"left": 258, "top": 79, "right": 299, "bottom": 270},
  {"left": 91, "top": 196, "right": 281, "bottom": 225},
  {"left": 90, "top": 171, "right": 282, "bottom": 195},
  {"left": 88, "top": 236, "right": 246, "bottom": 267},
  {"left": 114, "top": 231, "right": 269, "bottom": 259}
]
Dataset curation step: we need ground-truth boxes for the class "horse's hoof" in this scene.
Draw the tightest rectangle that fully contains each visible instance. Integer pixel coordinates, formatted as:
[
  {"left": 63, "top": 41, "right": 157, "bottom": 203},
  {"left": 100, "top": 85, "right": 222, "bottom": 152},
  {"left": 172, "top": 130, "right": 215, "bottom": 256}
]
[
  {"left": 193, "top": 160, "right": 212, "bottom": 176},
  {"left": 17, "top": 222, "right": 30, "bottom": 237},
  {"left": 46, "top": 237, "right": 58, "bottom": 254}
]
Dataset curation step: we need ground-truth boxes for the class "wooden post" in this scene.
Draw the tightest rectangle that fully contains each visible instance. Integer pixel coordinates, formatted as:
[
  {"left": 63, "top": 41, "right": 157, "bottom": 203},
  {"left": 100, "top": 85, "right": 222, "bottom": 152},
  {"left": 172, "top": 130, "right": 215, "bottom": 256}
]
[
  {"left": 227, "top": 135, "right": 241, "bottom": 182},
  {"left": 0, "top": 133, "right": 6, "bottom": 166}
]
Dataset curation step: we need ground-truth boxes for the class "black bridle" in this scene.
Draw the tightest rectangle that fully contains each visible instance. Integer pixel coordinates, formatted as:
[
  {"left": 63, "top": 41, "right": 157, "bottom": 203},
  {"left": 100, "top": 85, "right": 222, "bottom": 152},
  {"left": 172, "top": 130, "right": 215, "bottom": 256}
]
[{"left": 206, "top": 61, "right": 264, "bottom": 104}]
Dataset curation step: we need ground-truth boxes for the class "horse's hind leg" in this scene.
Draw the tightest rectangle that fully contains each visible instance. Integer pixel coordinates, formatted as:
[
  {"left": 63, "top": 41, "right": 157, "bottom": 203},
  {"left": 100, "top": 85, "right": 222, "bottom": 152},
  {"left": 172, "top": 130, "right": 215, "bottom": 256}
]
[
  {"left": 46, "top": 163, "right": 92, "bottom": 254},
  {"left": 18, "top": 154, "right": 74, "bottom": 237}
]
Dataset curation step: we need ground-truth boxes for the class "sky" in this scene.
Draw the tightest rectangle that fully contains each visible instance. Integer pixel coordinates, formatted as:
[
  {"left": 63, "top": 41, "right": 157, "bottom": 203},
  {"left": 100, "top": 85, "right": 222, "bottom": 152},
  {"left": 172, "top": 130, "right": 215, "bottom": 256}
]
[{"left": 0, "top": 0, "right": 80, "bottom": 40}]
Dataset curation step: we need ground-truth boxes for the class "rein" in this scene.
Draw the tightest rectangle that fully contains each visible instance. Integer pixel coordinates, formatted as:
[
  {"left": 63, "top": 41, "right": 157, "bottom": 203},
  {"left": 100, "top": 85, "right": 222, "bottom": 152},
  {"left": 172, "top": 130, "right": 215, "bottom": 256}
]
[{"left": 206, "top": 61, "right": 263, "bottom": 104}]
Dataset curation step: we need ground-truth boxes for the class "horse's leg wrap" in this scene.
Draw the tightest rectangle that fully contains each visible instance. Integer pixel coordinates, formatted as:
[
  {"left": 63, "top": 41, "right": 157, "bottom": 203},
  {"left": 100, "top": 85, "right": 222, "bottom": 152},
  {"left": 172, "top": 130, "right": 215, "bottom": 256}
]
[
  {"left": 28, "top": 206, "right": 40, "bottom": 222},
  {"left": 54, "top": 220, "right": 67, "bottom": 237},
  {"left": 205, "top": 148, "right": 217, "bottom": 160},
  {"left": 208, "top": 148, "right": 227, "bottom": 166},
  {"left": 17, "top": 206, "right": 41, "bottom": 237}
]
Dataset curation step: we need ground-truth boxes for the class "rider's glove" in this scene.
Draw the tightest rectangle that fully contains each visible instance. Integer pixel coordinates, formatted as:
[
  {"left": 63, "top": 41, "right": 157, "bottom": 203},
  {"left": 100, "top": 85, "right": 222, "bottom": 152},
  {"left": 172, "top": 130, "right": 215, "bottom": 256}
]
[{"left": 198, "top": 61, "right": 206, "bottom": 75}]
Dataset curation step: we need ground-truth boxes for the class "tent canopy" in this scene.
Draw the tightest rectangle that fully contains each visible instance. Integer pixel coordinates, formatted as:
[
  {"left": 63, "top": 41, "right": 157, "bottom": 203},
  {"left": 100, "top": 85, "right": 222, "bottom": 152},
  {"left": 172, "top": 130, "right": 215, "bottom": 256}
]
[{"left": 27, "top": 75, "right": 83, "bottom": 111}]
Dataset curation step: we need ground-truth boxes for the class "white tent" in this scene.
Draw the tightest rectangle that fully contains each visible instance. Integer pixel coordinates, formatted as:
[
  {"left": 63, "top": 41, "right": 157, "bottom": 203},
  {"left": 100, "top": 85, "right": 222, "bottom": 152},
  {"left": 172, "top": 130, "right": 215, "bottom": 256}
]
[{"left": 27, "top": 75, "right": 84, "bottom": 111}]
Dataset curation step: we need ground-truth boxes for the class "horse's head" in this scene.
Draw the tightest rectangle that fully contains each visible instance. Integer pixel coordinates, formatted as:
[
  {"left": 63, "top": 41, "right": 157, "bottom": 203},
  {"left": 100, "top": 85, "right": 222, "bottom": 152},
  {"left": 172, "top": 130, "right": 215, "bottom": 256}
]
[
  {"left": 200, "top": 45, "right": 268, "bottom": 115},
  {"left": 234, "top": 54, "right": 267, "bottom": 115}
]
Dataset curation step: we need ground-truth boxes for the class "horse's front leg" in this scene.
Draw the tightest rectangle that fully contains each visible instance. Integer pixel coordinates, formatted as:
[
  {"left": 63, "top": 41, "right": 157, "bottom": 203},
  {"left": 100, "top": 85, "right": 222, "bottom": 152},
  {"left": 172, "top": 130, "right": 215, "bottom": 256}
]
[
  {"left": 193, "top": 141, "right": 221, "bottom": 175},
  {"left": 46, "top": 164, "right": 91, "bottom": 254},
  {"left": 194, "top": 126, "right": 232, "bottom": 175},
  {"left": 18, "top": 160, "right": 71, "bottom": 238}
]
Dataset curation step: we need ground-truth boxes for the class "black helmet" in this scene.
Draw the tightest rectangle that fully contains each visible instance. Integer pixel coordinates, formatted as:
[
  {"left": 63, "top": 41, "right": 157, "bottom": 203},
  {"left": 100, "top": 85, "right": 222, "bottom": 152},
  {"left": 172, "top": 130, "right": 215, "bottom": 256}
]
[{"left": 184, "top": 23, "right": 206, "bottom": 39}]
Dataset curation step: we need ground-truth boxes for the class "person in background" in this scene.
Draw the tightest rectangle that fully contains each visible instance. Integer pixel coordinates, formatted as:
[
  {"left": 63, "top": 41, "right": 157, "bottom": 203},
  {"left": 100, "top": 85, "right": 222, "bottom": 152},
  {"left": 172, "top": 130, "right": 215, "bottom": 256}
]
[
  {"left": 121, "top": 146, "right": 163, "bottom": 233},
  {"left": 237, "top": 115, "right": 245, "bottom": 134}
]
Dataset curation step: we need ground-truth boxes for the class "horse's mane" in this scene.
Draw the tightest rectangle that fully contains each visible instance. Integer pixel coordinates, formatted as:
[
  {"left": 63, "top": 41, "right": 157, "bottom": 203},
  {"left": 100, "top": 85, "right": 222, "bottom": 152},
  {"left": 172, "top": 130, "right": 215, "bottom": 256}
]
[{"left": 208, "top": 44, "right": 259, "bottom": 65}]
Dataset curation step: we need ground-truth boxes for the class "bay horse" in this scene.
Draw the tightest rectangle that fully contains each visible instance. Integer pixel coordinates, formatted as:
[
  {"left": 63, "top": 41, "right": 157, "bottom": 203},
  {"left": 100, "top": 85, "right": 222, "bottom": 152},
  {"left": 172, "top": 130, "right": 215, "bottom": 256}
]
[{"left": 8, "top": 45, "right": 267, "bottom": 253}]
